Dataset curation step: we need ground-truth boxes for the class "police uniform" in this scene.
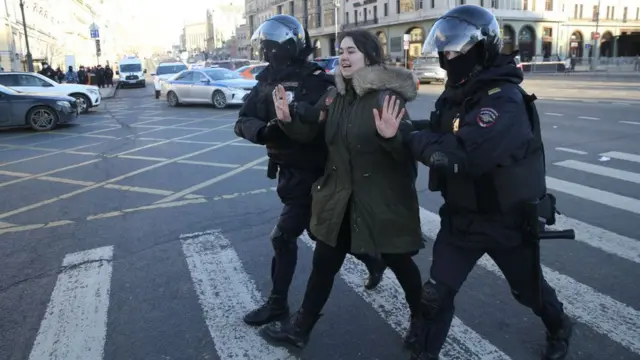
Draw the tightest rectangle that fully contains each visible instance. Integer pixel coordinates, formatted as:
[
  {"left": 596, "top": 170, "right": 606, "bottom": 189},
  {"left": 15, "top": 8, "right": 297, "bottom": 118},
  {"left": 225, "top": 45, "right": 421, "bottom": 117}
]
[
  {"left": 406, "top": 5, "right": 572, "bottom": 360},
  {"left": 234, "top": 14, "right": 386, "bottom": 328}
]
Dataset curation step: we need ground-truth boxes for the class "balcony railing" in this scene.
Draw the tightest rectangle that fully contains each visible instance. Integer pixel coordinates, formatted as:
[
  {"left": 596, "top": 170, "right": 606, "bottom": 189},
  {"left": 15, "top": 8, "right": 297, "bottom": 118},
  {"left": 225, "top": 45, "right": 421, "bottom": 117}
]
[{"left": 341, "top": 18, "right": 378, "bottom": 30}]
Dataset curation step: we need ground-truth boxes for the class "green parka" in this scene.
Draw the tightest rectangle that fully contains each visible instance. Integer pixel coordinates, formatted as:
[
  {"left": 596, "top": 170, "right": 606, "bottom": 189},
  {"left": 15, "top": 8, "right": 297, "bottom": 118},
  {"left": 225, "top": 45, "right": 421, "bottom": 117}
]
[{"left": 280, "top": 65, "right": 424, "bottom": 255}]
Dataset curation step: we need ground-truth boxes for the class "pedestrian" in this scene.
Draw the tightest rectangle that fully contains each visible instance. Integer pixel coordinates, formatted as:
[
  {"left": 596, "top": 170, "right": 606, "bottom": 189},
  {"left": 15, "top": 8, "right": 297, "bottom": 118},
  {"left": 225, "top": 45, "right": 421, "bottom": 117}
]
[
  {"left": 77, "top": 66, "right": 89, "bottom": 85},
  {"left": 39, "top": 62, "right": 56, "bottom": 80},
  {"left": 234, "top": 15, "right": 387, "bottom": 329},
  {"left": 401, "top": 5, "right": 573, "bottom": 360},
  {"left": 104, "top": 65, "right": 114, "bottom": 87},
  {"left": 96, "top": 65, "right": 106, "bottom": 88},
  {"left": 65, "top": 66, "right": 78, "bottom": 84},
  {"left": 261, "top": 29, "right": 425, "bottom": 353}
]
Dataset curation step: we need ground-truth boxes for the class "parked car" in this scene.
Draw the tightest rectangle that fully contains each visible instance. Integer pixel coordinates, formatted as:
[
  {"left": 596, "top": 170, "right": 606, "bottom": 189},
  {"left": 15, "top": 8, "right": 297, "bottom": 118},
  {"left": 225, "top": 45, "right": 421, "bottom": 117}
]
[
  {"left": 162, "top": 68, "right": 257, "bottom": 109},
  {"left": 151, "top": 62, "right": 188, "bottom": 99},
  {"left": 236, "top": 63, "right": 268, "bottom": 80},
  {"left": 314, "top": 56, "right": 339, "bottom": 72},
  {"left": 412, "top": 55, "right": 447, "bottom": 84},
  {"left": 0, "top": 72, "right": 100, "bottom": 113},
  {"left": 0, "top": 84, "right": 79, "bottom": 131}
]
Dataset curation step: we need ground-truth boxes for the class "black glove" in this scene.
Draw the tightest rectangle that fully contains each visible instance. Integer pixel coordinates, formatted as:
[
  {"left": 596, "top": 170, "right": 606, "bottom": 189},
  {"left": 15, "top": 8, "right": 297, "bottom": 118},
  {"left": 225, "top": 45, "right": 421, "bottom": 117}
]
[
  {"left": 257, "top": 121, "right": 287, "bottom": 144},
  {"left": 293, "top": 101, "right": 322, "bottom": 124}
]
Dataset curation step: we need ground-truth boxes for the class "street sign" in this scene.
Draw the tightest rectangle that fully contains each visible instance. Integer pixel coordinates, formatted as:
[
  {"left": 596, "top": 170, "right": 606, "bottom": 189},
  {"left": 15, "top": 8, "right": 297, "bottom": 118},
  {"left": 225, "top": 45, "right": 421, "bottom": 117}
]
[
  {"left": 95, "top": 39, "right": 101, "bottom": 57},
  {"left": 403, "top": 33, "right": 411, "bottom": 50},
  {"left": 89, "top": 23, "right": 100, "bottom": 39},
  {"left": 403, "top": 40, "right": 410, "bottom": 50},
  {"left": 592, "top": 32, "right": 600, "bottom": 40}
]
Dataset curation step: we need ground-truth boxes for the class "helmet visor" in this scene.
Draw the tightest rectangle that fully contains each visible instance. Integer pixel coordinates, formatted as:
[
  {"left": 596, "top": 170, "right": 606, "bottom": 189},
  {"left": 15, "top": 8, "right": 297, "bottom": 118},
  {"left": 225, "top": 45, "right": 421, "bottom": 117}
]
[
  {"left": 422, "top": 17, "right": 484, "bottom": 55},
  {"left": 250, "top": 20, "right": 302, "bottom": 46}
]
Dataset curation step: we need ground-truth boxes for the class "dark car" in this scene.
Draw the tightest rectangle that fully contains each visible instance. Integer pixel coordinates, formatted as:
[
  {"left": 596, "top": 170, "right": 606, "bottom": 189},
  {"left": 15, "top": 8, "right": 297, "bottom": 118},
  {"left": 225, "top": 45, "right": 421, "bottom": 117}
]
[{"left": 0, "top": 84, "right": 79, "bottom": 131}]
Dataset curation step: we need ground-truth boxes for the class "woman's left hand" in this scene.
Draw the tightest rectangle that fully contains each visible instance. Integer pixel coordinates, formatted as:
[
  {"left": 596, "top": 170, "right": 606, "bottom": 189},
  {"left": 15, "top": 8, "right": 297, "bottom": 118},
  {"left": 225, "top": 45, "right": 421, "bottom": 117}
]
[
  {"left": 373, "top": 95, "right": 406, "bottom": 139},
  {"left": 272, "top": 85, "right": 292, "bottom": 122}
]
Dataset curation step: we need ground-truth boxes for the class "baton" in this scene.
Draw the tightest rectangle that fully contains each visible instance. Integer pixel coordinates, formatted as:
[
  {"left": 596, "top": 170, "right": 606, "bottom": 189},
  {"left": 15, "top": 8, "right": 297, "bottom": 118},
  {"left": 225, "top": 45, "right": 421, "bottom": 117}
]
[{"left": 539, "top": 229, "right": 575, "bottom": 240}]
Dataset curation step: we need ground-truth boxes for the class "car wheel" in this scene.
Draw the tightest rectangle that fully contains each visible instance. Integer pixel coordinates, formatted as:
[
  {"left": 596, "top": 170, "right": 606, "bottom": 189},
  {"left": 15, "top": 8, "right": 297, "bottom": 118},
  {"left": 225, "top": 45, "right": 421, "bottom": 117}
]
[
  {"left": 212, "top": 90, "right": 227, "bottom": 109},
  {"left": 71, "top": 93, "right": 90, "bottom": 114},
  {"left": 167, "top": 91, "right": 180, "bottom": 106},
  {"left": 27, "top": 106, "right": 58, "bottom": 132}
]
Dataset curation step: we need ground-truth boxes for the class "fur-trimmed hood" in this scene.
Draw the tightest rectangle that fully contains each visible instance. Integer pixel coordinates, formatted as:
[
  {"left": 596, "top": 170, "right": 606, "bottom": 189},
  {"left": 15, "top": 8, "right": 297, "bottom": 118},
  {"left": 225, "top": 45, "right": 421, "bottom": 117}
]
[{"left": 334, "top": 64, "right": 418, "bottom": 101}]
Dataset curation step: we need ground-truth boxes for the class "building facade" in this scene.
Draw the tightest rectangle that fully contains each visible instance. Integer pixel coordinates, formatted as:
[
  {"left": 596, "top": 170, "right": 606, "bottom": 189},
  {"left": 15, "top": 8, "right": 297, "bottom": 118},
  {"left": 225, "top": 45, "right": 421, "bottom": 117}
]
[
  {"left": 244, "top": 0, "right": 640, "bottom": 60},
  {"left": 183, "top": 22, "right": 207, "bottom": 53}
]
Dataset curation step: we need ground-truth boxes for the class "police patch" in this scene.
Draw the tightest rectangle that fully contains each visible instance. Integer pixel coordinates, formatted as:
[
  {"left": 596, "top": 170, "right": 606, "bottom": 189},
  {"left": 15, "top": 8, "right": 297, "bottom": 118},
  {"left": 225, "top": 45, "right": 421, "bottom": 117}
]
[
  {"left": 285, "top": 91, "right": 295, "bottom": 104},
  {"left": 452, "top": 115, "right": 460, "bottom": 133},
  {"left": 477, "top": 108, "right": 498, "bottom": 128}
]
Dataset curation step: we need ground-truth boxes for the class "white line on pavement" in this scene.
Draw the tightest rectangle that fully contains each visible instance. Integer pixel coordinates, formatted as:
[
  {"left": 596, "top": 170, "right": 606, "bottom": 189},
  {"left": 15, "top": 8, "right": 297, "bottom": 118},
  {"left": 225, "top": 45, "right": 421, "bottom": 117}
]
[
  {"left": 578, "top": 116, "right": 600, "bottom": 120},
  {"left": 554, "top": 159, "right": 640, "bottom": 184},
  {"left": 599, "top": 151, "right": 640, "bottom": 164},
  {"left": 28, "top": 246, "right": 113, "bottom": 360},
  {"left": 545, "top": 113, "right": 563, "bottom": 116},
  {"left": 554, "top": 147, "right": 588, "bottom": 155},
  {"left": 546, "top": 176, "right": 640, "bottom": 215},
  {"left": 620, "top": 121, "right": 640, "bottom": 125},
  {"left": 419, "top": 208, "right": 640, "bottom": 355},
  {"left": 181, "top": 230, "right": 296, "bottom": 360}
]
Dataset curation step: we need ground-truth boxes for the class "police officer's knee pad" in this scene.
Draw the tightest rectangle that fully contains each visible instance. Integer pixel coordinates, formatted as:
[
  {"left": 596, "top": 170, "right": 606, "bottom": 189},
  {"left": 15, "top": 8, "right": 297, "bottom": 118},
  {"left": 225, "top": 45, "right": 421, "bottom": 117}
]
[
  {"left": 270, "top": 226, "right": 298, "bottom": 251},
  {"left": 420, "top": 279, "right": 455, "bottom": 320}
]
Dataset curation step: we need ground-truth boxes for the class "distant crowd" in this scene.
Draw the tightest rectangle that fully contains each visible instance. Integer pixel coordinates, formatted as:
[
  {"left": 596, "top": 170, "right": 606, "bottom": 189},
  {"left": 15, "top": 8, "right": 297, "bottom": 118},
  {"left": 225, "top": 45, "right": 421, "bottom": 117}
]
[{"left": 38, "top": 62, "right": 115, "bottom": 88}]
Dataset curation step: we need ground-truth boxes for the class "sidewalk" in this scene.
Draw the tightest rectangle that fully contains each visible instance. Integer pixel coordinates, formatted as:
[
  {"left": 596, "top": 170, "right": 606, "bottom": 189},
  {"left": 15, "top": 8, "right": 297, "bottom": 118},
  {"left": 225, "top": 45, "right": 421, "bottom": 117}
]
[{"left": 98, "top": 80, "right": 120, "bottom": 99}]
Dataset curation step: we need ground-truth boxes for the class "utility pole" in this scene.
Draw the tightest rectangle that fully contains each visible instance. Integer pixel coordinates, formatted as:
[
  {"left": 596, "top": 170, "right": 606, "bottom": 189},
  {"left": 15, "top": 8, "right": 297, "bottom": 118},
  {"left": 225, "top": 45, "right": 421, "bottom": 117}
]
[
  {"left": 591, "top": 0, "right": 601, "bottom": 71},
  {"left": 334, "top": 0, "right": 340, "bottom": 56},
  {"left": 18, "top": 0, "right": 34, "bottom": 72}
]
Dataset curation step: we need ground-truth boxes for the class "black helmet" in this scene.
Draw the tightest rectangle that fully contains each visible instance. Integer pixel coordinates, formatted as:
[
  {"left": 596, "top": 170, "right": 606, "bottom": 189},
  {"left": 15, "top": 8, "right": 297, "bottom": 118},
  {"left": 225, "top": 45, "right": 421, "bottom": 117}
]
[
  {"left": 422, "top": 5, "right": 502, "bottom": 68},
  {"left": 251, "top": 15, "right": 307, "bottom": 67}
]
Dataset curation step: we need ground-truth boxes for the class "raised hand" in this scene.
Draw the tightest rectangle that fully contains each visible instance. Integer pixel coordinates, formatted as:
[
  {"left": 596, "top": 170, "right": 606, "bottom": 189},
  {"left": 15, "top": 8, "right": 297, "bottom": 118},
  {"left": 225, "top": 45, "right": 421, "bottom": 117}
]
[
  {"left": 373, "top": 95, "right": 406, "bottom": 139},
  {"left": 272, "top": 85, "right": 291, "bottom": 122}
]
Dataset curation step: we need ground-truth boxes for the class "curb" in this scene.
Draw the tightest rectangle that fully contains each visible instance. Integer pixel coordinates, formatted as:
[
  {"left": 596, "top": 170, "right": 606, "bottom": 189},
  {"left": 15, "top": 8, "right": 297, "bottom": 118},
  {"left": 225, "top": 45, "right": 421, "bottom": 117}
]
[{"left": 100, "top": 81, "right": 120, "bottom": 99}]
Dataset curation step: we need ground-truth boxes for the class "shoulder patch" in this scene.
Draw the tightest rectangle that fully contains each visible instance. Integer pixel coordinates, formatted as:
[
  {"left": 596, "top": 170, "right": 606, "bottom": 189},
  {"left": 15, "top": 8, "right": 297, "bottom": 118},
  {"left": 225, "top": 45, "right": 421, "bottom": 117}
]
[
  {"left": 323, "top": 87, "right": 337, "bottom": 107},
  {"left": 487, "top": 87, "right": 501, "bottom": 95},
  {"left": 477, "top": 108, "right": 498, "bottom": 128}
]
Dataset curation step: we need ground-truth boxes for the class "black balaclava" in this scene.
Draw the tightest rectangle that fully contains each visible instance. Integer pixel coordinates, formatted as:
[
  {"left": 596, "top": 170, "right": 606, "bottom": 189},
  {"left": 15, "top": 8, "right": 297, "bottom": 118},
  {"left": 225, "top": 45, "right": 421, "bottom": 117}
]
[
  {"left": 262, "top": 40, "right": 292, "bottom": 70},
  {"left": 441, "top": 42, "right": 482, "bottom": 85}
]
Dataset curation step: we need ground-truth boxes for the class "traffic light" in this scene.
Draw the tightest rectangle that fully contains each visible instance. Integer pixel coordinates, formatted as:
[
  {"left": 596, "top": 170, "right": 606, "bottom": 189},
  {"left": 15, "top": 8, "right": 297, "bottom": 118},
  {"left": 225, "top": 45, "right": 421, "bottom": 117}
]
[{"left": 95, "top": 39, "right": 101, "bottom": 57}]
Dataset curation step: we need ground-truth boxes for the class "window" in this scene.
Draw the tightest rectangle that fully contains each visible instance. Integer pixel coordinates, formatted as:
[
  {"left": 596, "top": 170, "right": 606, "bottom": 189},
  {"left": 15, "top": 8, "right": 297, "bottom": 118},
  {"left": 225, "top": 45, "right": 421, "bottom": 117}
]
[
  {"left": 611, "top": 6, "right": 615, "bottom": 19},
  {"left": 156, "top": 64, "right": 188, "bottom": 75},
  {"left": 606, "top": 6, "right": 610, "bottom": 19},
  {"left": 592, "top": 5, "right": 599, "bottom": 21},
  {"left": 623, "top": 7, "right": 628, "bottom": 22},
  {"left": 289, "top": 1, "right": 294, "bottom": 15},
  {"left": 345, "top": 11, "right": 349, "bottom": 23},
  {"left": 419, "top": 0, "right": 423, "bottom": 9},
  {"left": 396, "top": 0, "right": 400, "bottom": 12},
  {"left": 175, "top": 72, "right": 193, "bottom": 81},
  {"left": 353, "top": 10, "right": 357, "bottom": 24},
  {"left": 18, "top": 75, "right": 52, "bottom": 87},
  {"left": 523, "top": 0, "right": 528, "bottom": 11},
  {"left": 574, "top": 4, "right": 578, "bottom": 18},
  {"left": 203, "top": 68, "right": 243, "bottom": 80},
  {"left": 363, "top": 7, "right": 367, "bottom": 21},
  {"left": 579, "top": 4, "right": 583, "bottom": 18},
  {"left": 0, "top": 74, "right": 18, "bottom": 86},
  {"left": 491, "top": 0, "right": 497, "bottom": 8},
  {"left": 384, "top": 3, "right": 388, "bottom": 16},
  {"left": 544, "top": 0, "right": 552, "bottom": 11},
  {"left": 192, "top": 72, "right": 203, "bottom": 82}
]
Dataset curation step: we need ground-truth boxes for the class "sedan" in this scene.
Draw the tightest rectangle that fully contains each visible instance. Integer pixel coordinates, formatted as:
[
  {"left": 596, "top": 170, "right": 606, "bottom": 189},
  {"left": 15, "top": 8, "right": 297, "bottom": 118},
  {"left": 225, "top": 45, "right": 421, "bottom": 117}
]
[
  {"left": 163, "top": 68, "right": 256, "bottom": 109},
  {"left": 0, "top": 84, "right": 79, "bottom": 131}
]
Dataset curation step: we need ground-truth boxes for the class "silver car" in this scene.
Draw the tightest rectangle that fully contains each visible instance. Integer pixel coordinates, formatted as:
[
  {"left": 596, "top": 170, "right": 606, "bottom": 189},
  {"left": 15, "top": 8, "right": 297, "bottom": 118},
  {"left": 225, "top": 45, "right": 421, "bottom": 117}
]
[
  {"left": 412, "top": 56, "right": 447, "bottom": 84},
  {"left": 162, "top": 68, "right": 257, "bottom": 109}
]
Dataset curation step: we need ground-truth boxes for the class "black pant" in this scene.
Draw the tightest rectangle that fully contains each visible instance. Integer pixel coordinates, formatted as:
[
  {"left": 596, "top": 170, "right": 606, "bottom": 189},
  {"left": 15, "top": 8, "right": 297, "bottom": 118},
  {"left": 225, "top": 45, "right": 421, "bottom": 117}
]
[
  {"left": 269, "top": 166, "right": 381, "bottom": 299},
  {"left": 422, "top": 229, "right": 565, "bottom": 355},
  {"left": 300, "top": 212, "right": 423, "bottom": 318}
]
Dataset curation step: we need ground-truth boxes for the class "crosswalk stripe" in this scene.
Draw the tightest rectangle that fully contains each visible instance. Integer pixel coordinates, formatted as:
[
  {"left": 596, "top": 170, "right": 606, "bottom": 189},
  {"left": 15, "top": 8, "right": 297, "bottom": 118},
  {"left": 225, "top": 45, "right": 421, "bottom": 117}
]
[
  {"left": 300, "top": 233, "right": 512, "bottom": 360},
  {"left": 419, "top": 207, "right": 640, "bottom": 355},
  {"left": 599, "top": 151, "right": 640, "bottom": 164},
  {"left": 554, "top": 159, "right": 640, "bottom": 184},
  {"left": 180, "top": 230, "right": 296, "bottom": 360},
  {"left": 29, "top": 246, "right": 113, "bottom": 360},
  {"left": 546, "top": 176, "right": 640, "bottom": 215}
]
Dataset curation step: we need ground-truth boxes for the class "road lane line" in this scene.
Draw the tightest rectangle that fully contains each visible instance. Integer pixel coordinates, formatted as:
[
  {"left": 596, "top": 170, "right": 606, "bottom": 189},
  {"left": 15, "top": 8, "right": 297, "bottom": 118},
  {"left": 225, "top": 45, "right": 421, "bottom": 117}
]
[
  {"left": 155, "top": 155, "right": 269, "bottom": 203},
  {"left": 599, "top": 151, "right": 640, "bottom": 164},
  {"left": 544, "top": 113, "right": 563, "bottom": 116},
  {"left": 554, "top": 147, "right": 588, "bottom": 155},
  {"left": 554, "top": 159, "right": 640, "bottom": 184},
  {"left": 0, "top": 221, "right": 15, "bottom": 228},
  {"left": 117, "top": 155, "right": 167, "bottom": 161},
  {"left": 39, "top": 176, "right": 96, "bottom": 186},
  {"left": 28, "top": 246, "right": 113, "bottom": 360},
  {"left": 181, "top": 231, "right": 296, "bottom": 360},
  {"left": 419, "top": 208, "right": 640, "bottom": 355},
  {"left": 620, "top": 121, "right": 640, "bottom": 125},
  {"left": 0, "top": 220, "right": 74, "bottom": 235},
  {"left": 578, "top": 116, "right": 600, "bottom": 120},
  {"left": 300, "top": 233, "right": 511, "bottom": 360},
  {"left": 0, "top": 113, "right": 234, "bottom": 167},
  {"left": 177, "top": 160, "right": 240, "bottom": 168},
  {"left": 546, "top": 176, "right": 640, "bottom": 215},
  {"left": 0, "top": 138, "right": 242, "bottom": 220}
]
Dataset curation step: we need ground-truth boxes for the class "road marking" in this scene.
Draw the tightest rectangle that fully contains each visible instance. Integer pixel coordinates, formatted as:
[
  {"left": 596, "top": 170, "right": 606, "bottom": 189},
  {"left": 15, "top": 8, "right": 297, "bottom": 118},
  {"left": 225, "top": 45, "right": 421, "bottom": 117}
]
[
  {"left": 578, "top": 116, "right": 600, "bottom": 120},
  {"left": 28, "top": 246, "right": 113, "bottom": 360},
  {"left": 0, "top": 221, "right": 15, "bottom": 228},
  {"left": 418, "top": 208, "right": 640, "bottom": 355},
  {"left": 156, "top": 155, "right": 270, "bottom": 203},
  {"left": 117, "top": 155, "right": 166, "bottom": 161},
  {"left": 0, "top": 220, "right": 74, "bottom": 235},
  {"left": 554, "top": 159, "right": 640, "bottom": 184},
  {"left": 181, "top": 231, "right": 296, "bottom": 360},
  {"left": 0, "top": 138, "right": 242, "bottom": 220},
  {"left": 599, "top": 151, "right": 640, "bottom": 164},
  {"left": 299, "top": 233, "right": 511, "bottom": 360},
  {"left": 620, "top": 121, "right": 640, "bottom": 125},
  {"left": 546, "top": 176, "right": 640, "bottom": 215},
  {"left": 554, "top": 147, "right": 588, "bottom": 155},
  {"left": 613, "top": 102, "right": 631, "bottom": 105},
  {"left": 177, "top": 160, "right": 239, "bottom": 168},
  {"left": 103, "top": 184, "right": 174, "bottom": 196},
  {"left": 39, "top": 176, "right": 96, "bottom": 186},
  {"left": 544, "top": 113, "right": 563, "bottom": 116}
]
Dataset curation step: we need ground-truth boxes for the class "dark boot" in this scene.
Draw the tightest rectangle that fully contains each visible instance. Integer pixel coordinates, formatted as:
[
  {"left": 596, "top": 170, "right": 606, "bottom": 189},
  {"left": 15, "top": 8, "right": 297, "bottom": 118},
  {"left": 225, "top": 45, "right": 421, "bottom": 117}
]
[
  {"left": 403, "top": 315, "right": 424, "bottom": 354},
  {"left": 542, "top": 313, "right": 573, "bottom": 360},
  {"left": 364, "top": 257, "right": 387, "bottom": 290},
  {"left": 261, "top": 309, "right": 322, "bottom": 349},
  {"left": 243, "top": 295, "right": 289, "bottom": 326}
]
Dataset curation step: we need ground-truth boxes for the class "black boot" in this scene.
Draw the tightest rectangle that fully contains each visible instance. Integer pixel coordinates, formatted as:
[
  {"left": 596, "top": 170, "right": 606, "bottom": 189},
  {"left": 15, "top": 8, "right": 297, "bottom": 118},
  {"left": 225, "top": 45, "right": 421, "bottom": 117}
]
[
  {"left": 243, "top": 295, "right": 289, "bottom": 326},
  {"left": 261, "top": 309, "right": 322, "bottom": 349},
  {"left": 403, "top": 315, "right": 424, "bottom": 354},
  {"left": 542, "top": 313, "right": 573, "bottom": 360},
  {"left": 364, "top": 257, "right": 387, "bottom": 290}
]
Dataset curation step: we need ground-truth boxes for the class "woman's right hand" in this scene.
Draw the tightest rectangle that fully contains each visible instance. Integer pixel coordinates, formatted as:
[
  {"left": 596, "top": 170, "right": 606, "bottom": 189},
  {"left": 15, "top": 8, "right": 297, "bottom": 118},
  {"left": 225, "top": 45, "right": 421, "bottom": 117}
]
[{"left": 272, "top": 85, "right": 292, "bottom": 122}]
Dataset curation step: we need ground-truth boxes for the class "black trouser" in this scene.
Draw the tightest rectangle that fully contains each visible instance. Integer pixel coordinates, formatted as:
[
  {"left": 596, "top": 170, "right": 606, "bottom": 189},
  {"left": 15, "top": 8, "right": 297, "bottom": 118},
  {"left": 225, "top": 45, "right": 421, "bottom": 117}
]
[
  {"left": 299, "top": 212, "right": 423, "bottom": 318},
  {"left": 269, "top": 166, "right": 382, "bottom": 299},
  {"left": 421, "top": 229, "right": 565, "bottom": 356}
]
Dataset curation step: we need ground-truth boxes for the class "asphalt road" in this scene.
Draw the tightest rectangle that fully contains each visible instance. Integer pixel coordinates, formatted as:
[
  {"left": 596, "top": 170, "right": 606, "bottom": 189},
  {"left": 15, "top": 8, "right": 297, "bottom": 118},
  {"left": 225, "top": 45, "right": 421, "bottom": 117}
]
[{"left": 0, "top": 77, "right": 639, "bottom": 360}]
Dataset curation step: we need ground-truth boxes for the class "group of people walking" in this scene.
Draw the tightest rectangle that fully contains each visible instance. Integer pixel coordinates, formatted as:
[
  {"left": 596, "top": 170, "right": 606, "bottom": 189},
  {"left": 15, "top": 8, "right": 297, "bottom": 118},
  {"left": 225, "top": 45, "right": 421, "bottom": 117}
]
[
  {"left": 234, "top": 5, "right": 573, "bottom": 360},
  {"left": 38, "top": 62, "right": 115, "bottom": 87}
]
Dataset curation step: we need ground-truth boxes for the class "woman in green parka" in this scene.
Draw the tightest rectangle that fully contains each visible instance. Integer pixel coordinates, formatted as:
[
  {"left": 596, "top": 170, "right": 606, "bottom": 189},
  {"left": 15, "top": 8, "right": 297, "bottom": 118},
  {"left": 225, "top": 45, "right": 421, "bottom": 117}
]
[{"left": 261, "top": 29, "right": 425, "bottom": 355}]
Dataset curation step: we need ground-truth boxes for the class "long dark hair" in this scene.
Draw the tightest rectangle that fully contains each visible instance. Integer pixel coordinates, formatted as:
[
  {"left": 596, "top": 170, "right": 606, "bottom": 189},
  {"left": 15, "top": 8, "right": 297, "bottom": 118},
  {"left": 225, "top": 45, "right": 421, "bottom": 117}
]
[{"left": 337, "top": 30, "right": 385, "bottom": 66}]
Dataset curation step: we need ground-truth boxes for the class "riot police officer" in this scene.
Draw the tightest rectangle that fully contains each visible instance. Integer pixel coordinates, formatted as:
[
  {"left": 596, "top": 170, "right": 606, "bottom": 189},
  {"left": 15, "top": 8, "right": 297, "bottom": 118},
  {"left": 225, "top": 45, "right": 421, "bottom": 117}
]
[
  {"left": 399, "top": 5, "right": 573, "bottom": 360},
  {"left": 234, "top": 14, "right": 386, "bottom": 328}
]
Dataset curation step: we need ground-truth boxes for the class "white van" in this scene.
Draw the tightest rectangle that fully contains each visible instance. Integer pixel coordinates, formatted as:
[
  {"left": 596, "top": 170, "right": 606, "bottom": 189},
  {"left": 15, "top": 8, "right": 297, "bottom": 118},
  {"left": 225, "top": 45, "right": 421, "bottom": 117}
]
[{"left": 117, "top": 56, "right": 147, "bottom": 88}]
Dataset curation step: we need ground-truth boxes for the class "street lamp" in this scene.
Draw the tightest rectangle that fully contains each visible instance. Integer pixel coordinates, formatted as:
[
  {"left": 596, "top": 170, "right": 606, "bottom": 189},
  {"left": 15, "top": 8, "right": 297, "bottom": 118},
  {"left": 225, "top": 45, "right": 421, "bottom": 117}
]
[
  {"left": 590, "top": 0, "right": 602, "bottom": 71},
  {"left": 334, "top": 0, "right": 340, "bottom": 55},
  {"left": 19, "top": 0, "right": 34, "bottom": 72}
]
